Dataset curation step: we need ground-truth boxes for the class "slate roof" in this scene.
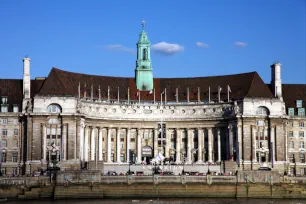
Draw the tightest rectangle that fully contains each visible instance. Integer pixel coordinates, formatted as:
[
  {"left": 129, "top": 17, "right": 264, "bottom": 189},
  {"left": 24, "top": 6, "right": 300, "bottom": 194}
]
[
  {"left": 282, "top": 84, "right": 306, "bottom": 110},
  {"left": 37, "top": 68, "right": 274, "bottom": 102},
  {"left": 0, "top": 79, "right": 45, "bottom": 111}
]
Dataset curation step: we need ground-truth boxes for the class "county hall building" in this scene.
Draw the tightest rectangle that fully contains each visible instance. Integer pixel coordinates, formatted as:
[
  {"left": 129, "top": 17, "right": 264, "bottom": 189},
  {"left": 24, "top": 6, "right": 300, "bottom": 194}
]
[{"left": 0, "top": 24, "right": 305, "bottom": 176}]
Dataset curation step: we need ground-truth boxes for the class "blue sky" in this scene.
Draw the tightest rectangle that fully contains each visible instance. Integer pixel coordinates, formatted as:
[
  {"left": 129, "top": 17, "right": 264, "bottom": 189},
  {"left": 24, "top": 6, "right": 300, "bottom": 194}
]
[{"left": 0, "top": 0, "right": 305, "bottom": 84}]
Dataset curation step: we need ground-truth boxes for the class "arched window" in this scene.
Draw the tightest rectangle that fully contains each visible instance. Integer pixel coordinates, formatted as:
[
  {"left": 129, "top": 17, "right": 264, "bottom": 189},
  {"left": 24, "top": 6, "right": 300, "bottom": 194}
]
[
  {"left": 256, "top": 106, "right": 269, "bottom": 116},
  {"left": 143, "top": 48, "right": 147, "bottom": 60},
  {"left": 48, "top": 104, "right": 62, "bottom": 113}
]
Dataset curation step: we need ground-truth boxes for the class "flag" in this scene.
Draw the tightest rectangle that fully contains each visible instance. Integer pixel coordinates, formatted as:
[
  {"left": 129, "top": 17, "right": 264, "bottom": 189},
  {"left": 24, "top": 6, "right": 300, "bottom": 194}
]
[
  {"left": 161, "top": 90, "right": 165, "bottom": 94},
  {"left": 228, "top": 85, "right": 231, "bottom": 92},
  {"left": 148, "top": 90, "right": 153, "bottom": 94},
  {"left": 136, "top": 89, "right": 140, "bottom": 97},
  {"left": 219, "top": 86, "right": 222, "bottom": 92}
]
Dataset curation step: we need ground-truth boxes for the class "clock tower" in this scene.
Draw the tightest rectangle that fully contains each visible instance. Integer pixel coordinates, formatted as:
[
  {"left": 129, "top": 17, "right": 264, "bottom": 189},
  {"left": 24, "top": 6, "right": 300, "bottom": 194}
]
[{"left": 135, "top": 20, "right": 153, "bottom": 91}]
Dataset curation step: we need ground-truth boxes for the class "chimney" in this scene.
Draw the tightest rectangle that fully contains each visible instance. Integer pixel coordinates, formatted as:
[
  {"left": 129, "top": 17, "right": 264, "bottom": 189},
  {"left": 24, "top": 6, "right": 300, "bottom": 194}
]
[
  {"left": 23, "top": 57, "right": 31, "bottom": 99},
  {"left": 270, "top": 62, "right": 282, "bottom": 99}
]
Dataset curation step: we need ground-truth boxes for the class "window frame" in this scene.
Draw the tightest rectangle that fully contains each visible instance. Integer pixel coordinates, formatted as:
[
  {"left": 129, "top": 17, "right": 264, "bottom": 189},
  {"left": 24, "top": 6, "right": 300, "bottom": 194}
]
[
  {"left": 288, "top": 108, "right": 295, "bottom": 116},
  {"left": 297, "top": 100, "right": 303, "bottom": 108}
]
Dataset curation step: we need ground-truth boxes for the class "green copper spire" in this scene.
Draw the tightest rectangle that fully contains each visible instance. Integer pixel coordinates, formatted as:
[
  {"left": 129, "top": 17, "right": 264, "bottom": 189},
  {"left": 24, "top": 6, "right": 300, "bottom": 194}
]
[{"left": 135, "top": 20, "right": 153, "bottom": 91}]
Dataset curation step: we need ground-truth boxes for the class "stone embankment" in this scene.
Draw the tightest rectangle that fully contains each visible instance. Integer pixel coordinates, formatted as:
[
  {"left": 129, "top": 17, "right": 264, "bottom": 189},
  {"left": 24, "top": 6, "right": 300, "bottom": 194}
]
[{"left": 2, "top": 170, "right": 306, "bottom": 200}]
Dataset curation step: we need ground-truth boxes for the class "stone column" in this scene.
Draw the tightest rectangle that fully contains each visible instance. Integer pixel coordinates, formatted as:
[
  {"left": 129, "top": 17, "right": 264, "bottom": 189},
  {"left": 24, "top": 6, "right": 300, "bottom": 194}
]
[
  {"left": 62, "top": 123, "right": 67, "bottom": 161},
  {"left": 116, "top": 128, "right": 121, "bottom": 163},
  {"left": 187, "top": 128, "right": 192, "bottom": 163},
  {"left": 126, "top": 128, "right": 130, "bottom": 163},
  {"left": 217, "top": 128, "right": 221, "bottom": 163},
  {"left": 252, "top": 126, "right": 257, "bottom": 162},
  {"left": 228, "top": 125, "right": 233, "bottom": 161},
  {"left": 237, "top": 125, "right": 242, "bottom": 165},
  {"left": 79, "top": 123, "right": 84, "bottom": 161},
  {"left": 176, "top": 129, "right": 181, "bottom": 163},
  {"left": 90, "top": 127, "right": 95, "bottom": 161},
  {"left": 270, "top": 126, "right": 275, "bottom": 165},
  {"left": 197, "top": 128, "right": 203, "bottom": 163},
  {"left": 107, "top": 128, "right": 112, "bottom": 163},
  {"left": 84, "top": 126, "right": 89, "bottom": 161},
  {"left": 98, "top": 128, "right": 103, "bottom": 161},
  {"left": 208, "top": 128, "right": 213, "bottom": 163},
  {"left": 42, "top": 124, "right": 47, "bottom": 161},
  {"left": 137, "top": 129, "right": 142, "bottom": 163},
  {"left": 165, "top": 128, "right": 170, "bottom": 158},
  {"left": 154, "top": 128, "right": 158, "bottom": 157}
]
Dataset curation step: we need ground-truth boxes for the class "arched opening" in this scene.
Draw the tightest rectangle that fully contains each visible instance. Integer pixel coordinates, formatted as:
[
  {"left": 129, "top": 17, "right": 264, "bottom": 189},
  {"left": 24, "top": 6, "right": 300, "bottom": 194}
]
[
  {"left": 47, "top": 104, "right": 62, "bottom": 113},
  {"left": 256, "top": 106, "right": 270, "bottom": 116},
  {"left": 142, "top": 48, "right": 147, "bottom": 60}
]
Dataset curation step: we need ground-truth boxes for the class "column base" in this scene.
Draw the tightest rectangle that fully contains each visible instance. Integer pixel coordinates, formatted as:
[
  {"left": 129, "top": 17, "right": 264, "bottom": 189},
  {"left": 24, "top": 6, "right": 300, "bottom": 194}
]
[{"left": 196, "top": 160, "right": 203, "bottom": 164}]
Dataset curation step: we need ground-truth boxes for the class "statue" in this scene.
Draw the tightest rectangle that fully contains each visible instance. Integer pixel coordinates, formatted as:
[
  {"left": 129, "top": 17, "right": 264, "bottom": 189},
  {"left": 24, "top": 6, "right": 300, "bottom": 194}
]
[{"left": 234, "top": 101, "right": 240, "bottom": 115}]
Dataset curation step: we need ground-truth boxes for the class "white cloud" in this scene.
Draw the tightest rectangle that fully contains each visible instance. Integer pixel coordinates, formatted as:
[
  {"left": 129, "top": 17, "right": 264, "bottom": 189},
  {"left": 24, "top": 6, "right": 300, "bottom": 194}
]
[
  {"left": 151, "top": 42, "right": 184, "bottom": 55},
  {"left": 195, "top": 42, "right": 209, "bottom": 48},
  {"left": 104, "top": 44, "right": 135, "bottom": 53},
  {"left": 234, "top": 42, "right": 247, "bottom": 48}
]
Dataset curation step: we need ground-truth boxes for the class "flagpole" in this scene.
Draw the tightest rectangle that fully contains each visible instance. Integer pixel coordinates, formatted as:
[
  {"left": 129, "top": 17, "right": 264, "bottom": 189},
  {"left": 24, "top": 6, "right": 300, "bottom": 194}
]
[
  {"left": 176, "top": 87, "right": 178, "bottom": 104},
  {"left": 227, "top": 85, "right": 229, "bottom": 102},
  {"left": 139, "top": 90, "right": 140, "bottom": 104},
  {"left": 91, "top": 85, "right": 93, "bottom": 100},
  {"left": 108, "top": 86, "right": 110, "bottom": 102},
  {"left": 161, "top": 92, "right": 163, "bottom": 105},
  {"left": 117, "top": 87, "right": 120, "bottom": 103},
  {"left": 187, "top": 87, "right": 189, "bottom": 103},
  {"left": 78, "top": 82, "right": 80, "bottom": 99},
  {"left": 198, "top": 87, "right": 200, "bottom": 103},
  {"left": 98, "top": 85, "right": 101, "bottom": 101},
  {"left": 208, "top": 86, "right": 210, "bottom": 103},
  {"left": 84, "top": 83, "right": 87, "bottom": 99},
  {"left": 218, "top": 86, "right": 221, "bottom": 103},
  {"left": 165, "top": 88, "right": 167, "bottom": 104},
  {"left": 128, "top": 87, "right": 130, "bottom": 103}
]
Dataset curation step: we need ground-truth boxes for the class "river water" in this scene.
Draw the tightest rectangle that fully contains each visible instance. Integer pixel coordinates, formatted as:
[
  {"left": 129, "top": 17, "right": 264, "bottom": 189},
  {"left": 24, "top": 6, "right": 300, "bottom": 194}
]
[{"left": 4, "top": 198, "right": 306, "bottom": 204}]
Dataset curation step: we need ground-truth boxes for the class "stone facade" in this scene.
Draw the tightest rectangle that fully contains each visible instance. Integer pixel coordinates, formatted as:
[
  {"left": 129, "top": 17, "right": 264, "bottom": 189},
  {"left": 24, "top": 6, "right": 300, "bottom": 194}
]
[{"left": 0, "top": 26, "right": 305, "bottom": 177}]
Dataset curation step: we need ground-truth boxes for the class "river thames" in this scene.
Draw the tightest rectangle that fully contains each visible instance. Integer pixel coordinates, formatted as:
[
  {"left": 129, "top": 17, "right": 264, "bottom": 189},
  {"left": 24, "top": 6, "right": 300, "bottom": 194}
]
[{"left": 4, "top": 198, "right": 306, "bottom": 204}]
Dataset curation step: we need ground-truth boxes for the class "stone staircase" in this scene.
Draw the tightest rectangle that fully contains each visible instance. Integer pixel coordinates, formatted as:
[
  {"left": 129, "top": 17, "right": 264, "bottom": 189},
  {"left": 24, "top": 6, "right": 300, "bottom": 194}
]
[{"left": 18, "top": 185, "right": 54, "bottom": 199}]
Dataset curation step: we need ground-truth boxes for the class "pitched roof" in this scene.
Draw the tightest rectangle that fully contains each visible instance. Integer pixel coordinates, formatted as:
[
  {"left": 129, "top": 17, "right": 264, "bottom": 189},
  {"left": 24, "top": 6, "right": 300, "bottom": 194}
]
[
  {"left": 282, "top": 84, "right": 306, "bottom": 110},
  {"left": 0, "top": 79, "right": 23, "bottom": 111},
  {"left": 37, "top": 68, "right": 274, "bottom": 101}
]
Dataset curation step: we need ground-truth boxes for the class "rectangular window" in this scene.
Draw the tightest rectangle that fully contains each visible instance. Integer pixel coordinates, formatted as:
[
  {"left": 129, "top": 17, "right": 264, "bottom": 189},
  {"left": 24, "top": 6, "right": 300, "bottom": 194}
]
[
  {"left": 300, "top": 121, "right": 305, "bottom": 127},
  {"left": 1, "top": 140, "right": 7, "bottom": 147},
  {"left": 12, "top": 167, "right": 18, "bottom": 175},
  {"left": 290, "top": 141, "right": 295, "bottom": 149},
  {"left": 288, "top": 108, "right": 295, "bottom": 116},
  {"left": 2, "top": 129, "right": 7, "bottom": 136},
  {"left": 12, "top": 152, "right": 18, "bottom": 162},
  {"left": 300, "top": 141, "right": 305, "bottom": 149},
  {"left": 2, "top": 119, "right": 7, "bottom": 125},
  {"left": 300, "top": 153, "right": 305, "bottom": 163},
  {"left": 1, "top": 152, "right": 6, "bottom": 163},
  {"left": 289, "top": 131, "right": 294, "bottom": 137},
  {"left": 299, "top": 131, "right": 304, "bottom": 138},
  {"left": 297, "top": 100, "right": 303, "bottom": 108},
  {"left": 1, "top": 97, "right": 8, "bottom": 104},
  {"left": 13, "top": 139, "right": 18, "bottom": 147},
  {"left": 14, "top": 129, "right": 18, "bottom": 136},
  {"left": 0, "top": 168, "right": 6, "bottom": 175},
  {"left": 13, "top": 105, "right": 19, "bottom": 113},
  {"left": 1, "top": 105, "right": 8, "bottom": 112},
  {"left": 289, "top": 153, "right": 295, "bottom": 163},
  {"left": 298, "top": 108, "right": 305, "bottom": 116},
  {"left": 120, "top": 154, "right": 125, "bottom": 162}
]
